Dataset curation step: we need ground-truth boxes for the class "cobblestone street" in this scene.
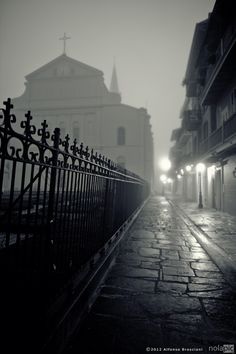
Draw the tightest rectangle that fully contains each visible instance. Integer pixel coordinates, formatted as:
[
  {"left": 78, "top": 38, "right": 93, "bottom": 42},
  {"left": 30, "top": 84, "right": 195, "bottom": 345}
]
[{"left": 65, "top": 196, "right": 236, "bottom": 354}]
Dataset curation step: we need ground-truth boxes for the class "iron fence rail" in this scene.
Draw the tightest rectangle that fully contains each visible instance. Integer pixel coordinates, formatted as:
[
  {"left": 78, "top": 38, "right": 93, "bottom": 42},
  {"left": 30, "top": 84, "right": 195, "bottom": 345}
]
[
  {"left": 199, "top": 113, "right": 236, "bottom": 155},
  {"left": 0, "top": 98, "right": 149, "bottom": 301}
]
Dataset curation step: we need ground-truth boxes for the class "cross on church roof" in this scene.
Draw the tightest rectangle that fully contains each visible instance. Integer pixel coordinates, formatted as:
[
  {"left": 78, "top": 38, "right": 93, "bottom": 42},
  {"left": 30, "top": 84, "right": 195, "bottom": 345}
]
[{"left": 59, "top": 32, "right": 71, "bottom": 55}]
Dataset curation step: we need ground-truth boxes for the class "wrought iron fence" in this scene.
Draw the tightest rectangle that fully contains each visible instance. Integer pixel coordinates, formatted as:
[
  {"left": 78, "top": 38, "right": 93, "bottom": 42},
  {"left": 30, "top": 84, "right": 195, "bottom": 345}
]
[{"left": 0, "top": 98, "right": 149, "bottom": 302}]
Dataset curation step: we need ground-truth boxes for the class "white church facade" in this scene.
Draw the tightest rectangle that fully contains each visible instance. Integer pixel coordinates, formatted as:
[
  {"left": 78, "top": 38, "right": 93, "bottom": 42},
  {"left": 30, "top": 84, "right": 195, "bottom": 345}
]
[{"left": 12, "top": 53, "right": 154, "bottom": 185}]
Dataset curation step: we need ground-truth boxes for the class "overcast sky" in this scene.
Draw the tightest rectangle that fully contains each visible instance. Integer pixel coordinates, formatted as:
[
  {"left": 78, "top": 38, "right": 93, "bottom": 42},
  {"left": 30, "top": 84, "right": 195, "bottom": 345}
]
[{"left": 0, "top": 0, "right": 215, "bottom": 174}]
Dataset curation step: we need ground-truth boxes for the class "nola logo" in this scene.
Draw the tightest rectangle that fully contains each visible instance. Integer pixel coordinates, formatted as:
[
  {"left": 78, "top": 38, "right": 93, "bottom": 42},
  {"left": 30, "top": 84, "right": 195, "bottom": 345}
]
[
  {"left": 223, "top": 345, "right": 235, "bottom": 354},
  {"left": 209, "top": 345, "right": 235, "bottom": 353}
]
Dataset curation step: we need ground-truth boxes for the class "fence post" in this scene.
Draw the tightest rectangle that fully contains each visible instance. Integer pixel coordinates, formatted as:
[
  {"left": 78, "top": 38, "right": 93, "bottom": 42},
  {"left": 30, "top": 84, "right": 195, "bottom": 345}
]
[
  {"left": 0, "top": 98, "right": 15, "bottom": 205},
  {"left": 45, "top": 128, "right": 60, "bottom": 276},
  {"left": 48, "top": 128, "right": 60, "bottom": 222}
]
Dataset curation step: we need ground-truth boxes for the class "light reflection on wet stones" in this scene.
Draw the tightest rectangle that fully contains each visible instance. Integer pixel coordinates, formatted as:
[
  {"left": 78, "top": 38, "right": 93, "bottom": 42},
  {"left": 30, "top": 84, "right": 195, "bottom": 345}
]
[{"left": 65, "top": 196, "right": 236, "bottom": 353}]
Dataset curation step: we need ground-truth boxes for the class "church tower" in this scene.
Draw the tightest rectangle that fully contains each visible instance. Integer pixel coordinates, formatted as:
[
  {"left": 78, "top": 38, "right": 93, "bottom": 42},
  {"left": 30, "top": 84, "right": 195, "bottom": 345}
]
[{"left": 110, "top": 62, "right": 120, "bottom": 97}]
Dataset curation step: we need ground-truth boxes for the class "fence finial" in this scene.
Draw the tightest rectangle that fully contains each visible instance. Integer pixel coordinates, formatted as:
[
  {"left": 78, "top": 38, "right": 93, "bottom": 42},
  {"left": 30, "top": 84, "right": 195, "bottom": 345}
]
[
  {"left": 38, "top": 120, "right": 50, "bottom": 144},
  {"left": 1, "top": 98, "right": 16, "bottom": 130},
  {"left": 21, "top": 111, "right": 36, "bottom": 137}
]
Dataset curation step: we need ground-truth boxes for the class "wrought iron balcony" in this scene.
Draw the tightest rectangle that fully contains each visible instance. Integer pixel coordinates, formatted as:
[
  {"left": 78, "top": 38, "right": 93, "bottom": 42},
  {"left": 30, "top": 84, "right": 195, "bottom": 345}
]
[
  {"left": 199, "top": 113, "right": 236, "bottom": 155},
  {"left": 170, "top": 127, "right": 182, "bottom": 142},
  {"left": 178, "top": 129, "right": 191, "bottom": 146},
  {"left": 224, "top": 112, "right": 236, "bottom": 140},
  {"left": 182, "top": 109, "right": 201, "bottom": 131},
  {"left": 200, "top": 33, "right": 236, "bottom": 105}
]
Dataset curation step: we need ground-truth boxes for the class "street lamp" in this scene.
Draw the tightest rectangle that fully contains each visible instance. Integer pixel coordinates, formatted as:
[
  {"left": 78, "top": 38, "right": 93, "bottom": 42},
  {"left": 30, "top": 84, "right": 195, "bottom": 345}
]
[
  {"left": 185, "top": 165, "right": 192, "bottom": 172},
  {"left": 160, "top": 174, "right": 167, "bottom": 183},
  {"left": 159, "top": 157, "right": 171, "bottom": 172},
  {"left": 196, "top": 163, "right": 205, "bottom": 209}
]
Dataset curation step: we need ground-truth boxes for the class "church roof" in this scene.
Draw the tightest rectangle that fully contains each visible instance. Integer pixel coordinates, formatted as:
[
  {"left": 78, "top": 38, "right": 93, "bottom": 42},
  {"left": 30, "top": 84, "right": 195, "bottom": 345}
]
[{"left": 25, "top": 54, "right": 103, "bottom": 80}]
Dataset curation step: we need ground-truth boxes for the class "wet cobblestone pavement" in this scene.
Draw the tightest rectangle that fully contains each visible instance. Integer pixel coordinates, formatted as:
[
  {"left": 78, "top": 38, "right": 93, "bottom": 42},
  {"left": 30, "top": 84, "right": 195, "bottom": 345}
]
[
  {"left": 169, "top": 198, "right": 236, "bottom": 264},
  {"left": 65, "top": 196, "right": 236, "bottom": 354}
]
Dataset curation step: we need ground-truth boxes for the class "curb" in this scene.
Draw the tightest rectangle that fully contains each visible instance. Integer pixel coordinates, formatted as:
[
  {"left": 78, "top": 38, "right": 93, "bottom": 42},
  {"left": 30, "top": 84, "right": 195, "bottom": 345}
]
[{"left": 168, "top": 199, "right": 236, "bottom": 291}]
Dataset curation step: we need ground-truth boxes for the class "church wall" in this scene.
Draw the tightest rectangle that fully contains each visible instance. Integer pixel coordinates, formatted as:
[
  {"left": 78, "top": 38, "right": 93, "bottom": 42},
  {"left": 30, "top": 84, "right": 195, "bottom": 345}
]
[
  {"left": 101, "top": 105, "right": 145, "bottom": 177},
  {"left": 10, "top": 55, "right": 154, "bottom": 184},
  {"left": 11, "top": 103, "right": 152, "bottom": 182}
]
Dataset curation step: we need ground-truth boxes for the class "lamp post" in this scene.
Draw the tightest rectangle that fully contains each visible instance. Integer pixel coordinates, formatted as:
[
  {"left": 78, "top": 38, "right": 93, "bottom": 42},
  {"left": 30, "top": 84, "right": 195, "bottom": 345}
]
[{"left": 196, "top": 163, "right": 205, "bottom": 209}]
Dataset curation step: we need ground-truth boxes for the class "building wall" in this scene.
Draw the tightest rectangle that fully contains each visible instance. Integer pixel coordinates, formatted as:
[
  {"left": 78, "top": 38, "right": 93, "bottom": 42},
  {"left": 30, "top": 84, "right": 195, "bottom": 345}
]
[
  {"left": 186, "top": 173, "right": 197, "bottom": 202},
  {"left": 10, "top": 55, "right": 154, "bottom": 188},
  {"left": 170, "top": 2, "right": 236, "bottom": 216},
  {"left": 223, "top": 155, "right": 236, "bottom": 215}
]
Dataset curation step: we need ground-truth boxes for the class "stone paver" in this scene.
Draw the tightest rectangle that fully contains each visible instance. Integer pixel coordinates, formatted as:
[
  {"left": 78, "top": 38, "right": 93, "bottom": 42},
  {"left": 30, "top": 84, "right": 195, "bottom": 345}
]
[
  {"left": 64, "top": 196, "right": 236, "bottom": 354},
  {"left": 171, "top": 198, "right": 236, "bottom": 264}
]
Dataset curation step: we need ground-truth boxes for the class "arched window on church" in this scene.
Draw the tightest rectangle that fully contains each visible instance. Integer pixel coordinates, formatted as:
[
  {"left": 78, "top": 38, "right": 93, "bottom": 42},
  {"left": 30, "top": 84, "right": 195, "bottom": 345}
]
[
  {"left": 117, "top": 156, "right": 126, "bottom": 169},
  {"left": 73, "top": 122, "right": 80, "bottom": 141},
  {"left": 117, "top": 127, "right": 126, "bottom": 145}
]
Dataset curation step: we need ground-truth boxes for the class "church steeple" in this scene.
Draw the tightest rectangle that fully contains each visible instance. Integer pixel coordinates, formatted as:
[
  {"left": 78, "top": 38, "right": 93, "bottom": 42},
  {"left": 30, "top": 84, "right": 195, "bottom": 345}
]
[{"left": 110, "top": 61, "right": 120, "bottom": 95}]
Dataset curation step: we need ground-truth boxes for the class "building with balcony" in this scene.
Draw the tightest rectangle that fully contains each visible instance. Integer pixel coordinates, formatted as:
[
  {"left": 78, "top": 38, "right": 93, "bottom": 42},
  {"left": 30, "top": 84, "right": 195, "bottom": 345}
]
[{"left": 169, "top": 0, "right": 236, "bottom": 215}]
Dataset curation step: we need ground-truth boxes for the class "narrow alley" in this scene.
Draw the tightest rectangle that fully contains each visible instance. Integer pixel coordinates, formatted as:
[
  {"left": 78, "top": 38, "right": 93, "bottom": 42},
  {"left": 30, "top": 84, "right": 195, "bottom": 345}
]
[{"left": 65, "top": 196, "right": 236, "bottom": 354}]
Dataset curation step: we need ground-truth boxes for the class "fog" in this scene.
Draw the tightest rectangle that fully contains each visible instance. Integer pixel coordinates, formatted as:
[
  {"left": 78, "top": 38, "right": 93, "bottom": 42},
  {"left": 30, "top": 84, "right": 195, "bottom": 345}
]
[{"left": 0, "top": 0, "right": 215, "bottom": 176}]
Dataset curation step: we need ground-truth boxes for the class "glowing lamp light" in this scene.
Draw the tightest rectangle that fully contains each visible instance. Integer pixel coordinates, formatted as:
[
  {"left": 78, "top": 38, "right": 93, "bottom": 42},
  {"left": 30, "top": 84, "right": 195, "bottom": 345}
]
[
  {"left": 167, "top": 178, "right": 172, "bottom": 183},
  {"left": 196, "top": 163, "right": 206, "bottom": 173},
  {"left": 177, "top": 174, "right": 182, "bottom": 179},
  {"left": 160, "top": 174, "right": 167, "bottom": 183},
  {"left": 185, "top": 165, "right": 192, "bottom": 172},
  {"left": 159, "top": 158, "right": 171, "bottom": 172}
]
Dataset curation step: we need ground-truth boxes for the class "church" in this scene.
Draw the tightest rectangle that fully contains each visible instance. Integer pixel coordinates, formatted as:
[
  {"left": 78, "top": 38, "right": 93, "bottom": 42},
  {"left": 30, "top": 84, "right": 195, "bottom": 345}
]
[{"left": 12, "top": 45, "right": 154, "bottom": 185}]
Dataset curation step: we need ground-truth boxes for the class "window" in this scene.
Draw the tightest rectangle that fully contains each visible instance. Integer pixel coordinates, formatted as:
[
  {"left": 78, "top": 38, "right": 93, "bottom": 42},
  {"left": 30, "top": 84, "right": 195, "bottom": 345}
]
[
  {"left": 210, "top": 106, "right": 217, "bottom": 132},
  {"left": 203, "top": 121, "right": 208, "bottom": 140},
  {"left": 193, "top": 137, "right": 197, "bottom": 155},
  {"left": 117, "top": 127, "right": 126, "bottom": 145},
  {"left": 73, "top": 122, "right": 80, "bottom": 140},
  {"left": 221, "top": 106, "right": 229, "bottom": 122},
  {"left": 87, "top": 121, "right": 93, "bottom": 136},
  {"left": 231, "top": 88, "right": 236, "bottom": 114}
]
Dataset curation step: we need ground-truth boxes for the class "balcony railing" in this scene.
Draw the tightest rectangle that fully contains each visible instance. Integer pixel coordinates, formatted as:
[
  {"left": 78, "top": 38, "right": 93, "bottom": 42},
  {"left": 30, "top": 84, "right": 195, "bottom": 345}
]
[
  {"left": 199, "top": 113, "right": 236, "bottom": 155},
  {"left": 224, "top": 112, "right": 236, "bottom": 140},
  {"left": 209, "top": 126, "right": 222, "bottom": 149},
  {"left": 199, "top": 138, "right": 209, "bottom": 155},
  {"left": 182, "top": 109, "right": 201, "bottom": 131},
  {"left": 201, "top": 32, "right": 236, "bottom": 105}
]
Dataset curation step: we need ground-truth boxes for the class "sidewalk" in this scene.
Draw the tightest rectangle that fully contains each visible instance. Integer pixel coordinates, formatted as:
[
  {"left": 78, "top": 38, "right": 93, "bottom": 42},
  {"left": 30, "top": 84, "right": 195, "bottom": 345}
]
[
  {"left": 64, "top": 196, "right": 236, "bottom": 354},
  {"left": 169, "top": 197, "right": 236, "bottom": 264}
]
